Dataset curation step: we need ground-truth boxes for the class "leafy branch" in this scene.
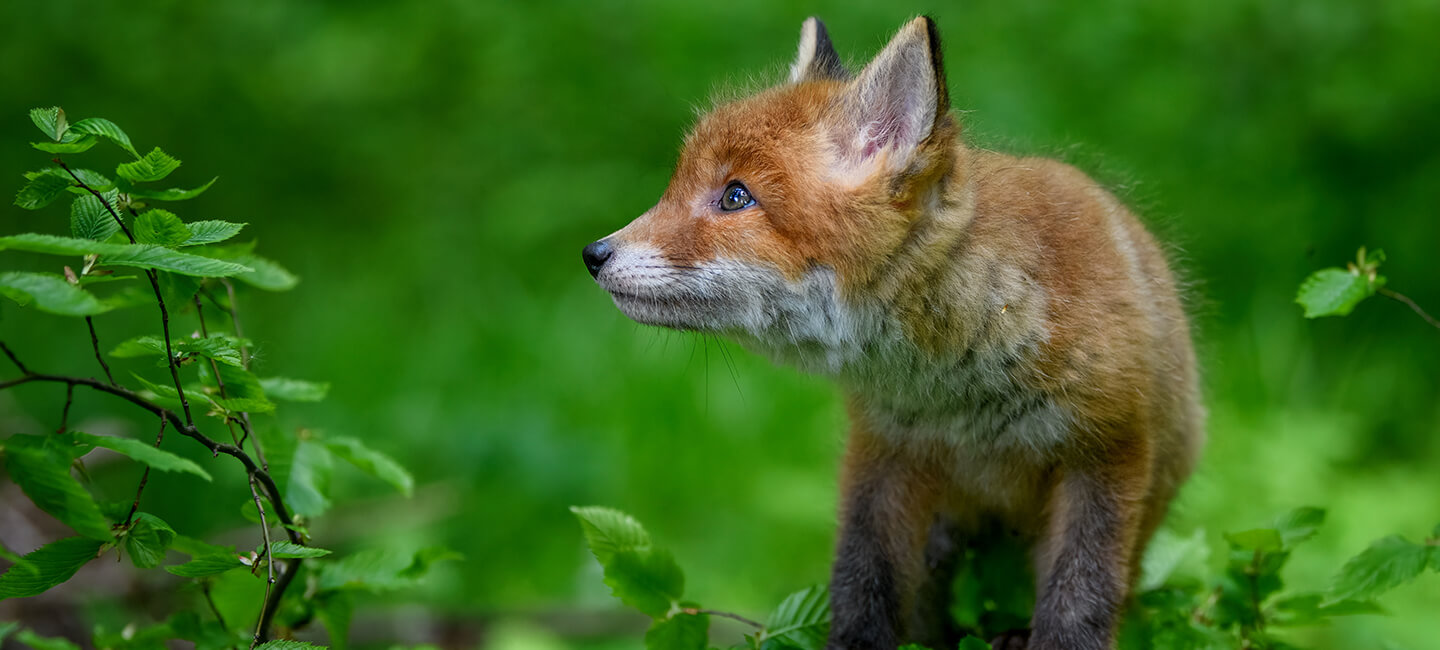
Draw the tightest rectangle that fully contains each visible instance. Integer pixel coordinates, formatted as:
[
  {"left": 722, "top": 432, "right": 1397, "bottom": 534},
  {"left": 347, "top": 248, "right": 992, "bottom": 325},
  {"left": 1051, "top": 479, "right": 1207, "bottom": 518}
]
[
  {"left": 1297, "top": 246, "right": 1438, "bottom": 330},
  {"left": 1, "top": 107, "right": 439, "bottom": 650}
]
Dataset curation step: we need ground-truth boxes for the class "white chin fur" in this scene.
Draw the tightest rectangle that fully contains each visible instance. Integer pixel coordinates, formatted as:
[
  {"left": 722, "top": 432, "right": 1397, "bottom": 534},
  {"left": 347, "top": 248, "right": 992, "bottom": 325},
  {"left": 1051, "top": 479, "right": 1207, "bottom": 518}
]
[{"left": 594, "top": 245, "right": 868, "bottom": 375}]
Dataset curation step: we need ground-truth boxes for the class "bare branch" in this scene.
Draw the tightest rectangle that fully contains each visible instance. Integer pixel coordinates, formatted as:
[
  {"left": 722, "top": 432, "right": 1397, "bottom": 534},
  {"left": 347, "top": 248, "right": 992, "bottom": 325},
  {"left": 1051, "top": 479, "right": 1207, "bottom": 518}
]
[
  {"left": 58, "top": 383, "right": 74, "bottom": 433},
  {"left": 0, "top": 341, "right": 29, "bottom": 374},
  {"left": 124, "top": 417, "right": 167, "bottom": 527},
  {"left": 249, "top": 475, "right": 276, "bottom": 648},
  {"left": 1380, "top": 288, "right": 1440, "bottom": 331},
  {"left": 681, "top": 608, "right": 764, "bottom": 629},
  {"left": 85, "top": 316, "right": 117, "bottom": 385}
]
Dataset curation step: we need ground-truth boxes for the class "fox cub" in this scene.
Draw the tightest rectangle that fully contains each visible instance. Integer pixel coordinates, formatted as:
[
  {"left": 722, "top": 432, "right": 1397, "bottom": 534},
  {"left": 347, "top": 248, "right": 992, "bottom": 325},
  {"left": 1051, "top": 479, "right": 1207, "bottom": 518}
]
[{"left": 583, "top": 16, "right": 1203, "bottom": 650}]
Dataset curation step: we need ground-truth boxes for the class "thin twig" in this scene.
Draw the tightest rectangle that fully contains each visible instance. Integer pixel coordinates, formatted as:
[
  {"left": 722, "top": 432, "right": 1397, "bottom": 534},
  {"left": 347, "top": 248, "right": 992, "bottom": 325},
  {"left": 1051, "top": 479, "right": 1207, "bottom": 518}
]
[
  {"left": 248, "top": 475, "right": 275, "bottom": 648},
  {"left": 54, "top": 160, "right": 134, "bottom": 242},
  {"left": 220, "top": 278, "right": 266, "bottom": 471},
  {"left": 681, "top": 608, "right": 763, "bottom": 629},
  {"left": 1, "top": 341, "right": 28, "bottom": 374},
  {"left": 124, "top": 417, "right": 166, "bottom": 527},
  {"left": 84, "top": 316, "right": 117, "bottom": 385},
  {"left": 202, "top": 580, "right": 230, "bottom": 632},
  {"left": 1379, "top": 288, "right": 1440, "bottom": 331},
  {"left": 57, "top": 383, "right": 74, "bottom": 433}
]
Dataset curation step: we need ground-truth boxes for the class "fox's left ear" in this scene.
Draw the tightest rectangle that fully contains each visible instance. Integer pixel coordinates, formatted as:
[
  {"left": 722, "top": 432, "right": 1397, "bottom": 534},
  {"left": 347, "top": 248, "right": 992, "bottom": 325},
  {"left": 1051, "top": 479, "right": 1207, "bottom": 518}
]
[
  {"left": 831, "top": 16, "right": 950, "bottom": 174},
  {"left": 789, "top": 17, "right": 849, "bottom": 82}
]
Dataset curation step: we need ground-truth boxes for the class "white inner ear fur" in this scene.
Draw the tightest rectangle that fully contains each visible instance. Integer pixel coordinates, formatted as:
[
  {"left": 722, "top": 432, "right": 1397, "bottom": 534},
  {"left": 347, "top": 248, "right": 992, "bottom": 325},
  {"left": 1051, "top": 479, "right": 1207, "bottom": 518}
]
[
  {"left": 828, "top": 21, "right": 938, "bottom": 182},
  {"left": 788, "top": 18, "right": 821, "bottom": 83}
]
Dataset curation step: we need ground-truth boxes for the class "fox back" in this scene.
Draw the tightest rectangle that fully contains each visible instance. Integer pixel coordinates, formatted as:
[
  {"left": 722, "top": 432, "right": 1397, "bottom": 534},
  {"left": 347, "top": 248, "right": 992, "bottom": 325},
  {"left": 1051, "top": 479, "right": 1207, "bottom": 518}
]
[{"left": 584, "top": 16, "right": 1203, "bottom": 650}]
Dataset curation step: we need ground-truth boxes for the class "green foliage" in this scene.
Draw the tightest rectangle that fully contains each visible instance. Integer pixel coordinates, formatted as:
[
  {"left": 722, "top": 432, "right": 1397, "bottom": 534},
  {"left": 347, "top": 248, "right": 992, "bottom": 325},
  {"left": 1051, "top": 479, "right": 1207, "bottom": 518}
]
[
  {"left": 1296, "top": 248, "right": 1386, "bottom": 318},
  {"left": 0, "top": 271, "right": 111, "bottom": 316},
  {"left": 0, "top": 108, "right": 442, "bottom": 649},
  {"left": 1325, "top": 535, "right": 1437, "bottom": 604},
  {"left": 0, "top": 537, "right": 104, "bottom": 599}
]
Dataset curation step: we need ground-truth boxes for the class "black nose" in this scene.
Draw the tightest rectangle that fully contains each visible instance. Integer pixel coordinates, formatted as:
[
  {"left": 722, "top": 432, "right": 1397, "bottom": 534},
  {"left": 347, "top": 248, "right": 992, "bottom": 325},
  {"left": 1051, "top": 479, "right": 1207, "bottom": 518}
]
[{"left": 582, "top": 240, "right": 613, "bottom": 278}]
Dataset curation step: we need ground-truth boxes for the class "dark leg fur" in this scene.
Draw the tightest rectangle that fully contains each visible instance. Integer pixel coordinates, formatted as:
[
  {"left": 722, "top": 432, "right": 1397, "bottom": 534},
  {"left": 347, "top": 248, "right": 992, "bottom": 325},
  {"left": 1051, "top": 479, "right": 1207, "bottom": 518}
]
[
  {"left": 906, "top": 517, "right": 964, "bottom": 648},
  {"left": 827, "top": 482, "right": 905, "bottom": 650}
]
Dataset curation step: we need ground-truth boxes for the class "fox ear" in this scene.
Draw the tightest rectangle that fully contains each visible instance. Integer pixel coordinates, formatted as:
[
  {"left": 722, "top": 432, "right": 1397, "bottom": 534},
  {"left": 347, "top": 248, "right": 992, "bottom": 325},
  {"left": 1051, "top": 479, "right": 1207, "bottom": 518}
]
[
  {"left": 789, "top": 17, "right": 848, "bottom": 83},
  {"left": 832, "top": 16, "right": 950, "bottom": 171}
]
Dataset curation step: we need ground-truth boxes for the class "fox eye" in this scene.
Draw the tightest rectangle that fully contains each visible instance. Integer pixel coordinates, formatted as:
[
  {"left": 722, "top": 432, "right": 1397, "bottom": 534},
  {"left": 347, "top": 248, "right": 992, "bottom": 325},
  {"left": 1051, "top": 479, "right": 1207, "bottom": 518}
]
[{"left": 719, "top": 181, "right": 755, "bottom": 211}]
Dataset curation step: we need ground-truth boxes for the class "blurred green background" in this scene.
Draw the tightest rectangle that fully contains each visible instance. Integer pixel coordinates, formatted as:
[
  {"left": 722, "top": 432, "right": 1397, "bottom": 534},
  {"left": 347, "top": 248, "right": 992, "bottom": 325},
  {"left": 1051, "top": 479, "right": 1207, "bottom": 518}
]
[{"left": 1, "top": 0, "right": 1438, "bottom": 648}]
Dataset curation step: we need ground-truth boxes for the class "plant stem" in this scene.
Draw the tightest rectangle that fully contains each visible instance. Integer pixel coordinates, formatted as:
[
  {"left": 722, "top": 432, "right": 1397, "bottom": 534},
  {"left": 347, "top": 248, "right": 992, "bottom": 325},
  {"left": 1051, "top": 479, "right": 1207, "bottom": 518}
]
[
  {"left": 1379, "top": 288, "right": 1440, "bottom": 331},
  {"left": 124, "top": 417, "right": 166, "bottom": 527},
  {"left": 57, "top": 383, "right": 74, "bottom": 433},
  {"left": 249, "top": 474, "right": 276, "bottom": 648},
  {"left": 84, "top": 316, "right": 117, "bottom": 385},
  {"left": 681, "top": 608, "right": 763, "bottom": 629}
]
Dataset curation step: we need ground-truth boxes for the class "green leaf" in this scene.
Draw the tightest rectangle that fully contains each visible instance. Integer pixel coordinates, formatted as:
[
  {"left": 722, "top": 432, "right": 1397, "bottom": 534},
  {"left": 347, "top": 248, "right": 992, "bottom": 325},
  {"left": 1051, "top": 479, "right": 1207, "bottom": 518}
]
[
  {"left": 33, "top": 137, "right": 98, "bottom": 154},
  {"left": 288, "top": 439, "right": 335, "bottom": 518},
  {"left": 15, "top": 170, "right": 73, "bottom": 210},
  {"left": 316, "top": 592, "right": 354, "bottom": 650},
  {"left": 1326, "top": 535, "right": 1432, "bottom": 604},
  {"left": 762, "top": 585, "right": 829, "bottom": 650},
  {"left": 0, "top": 537, "right": 102, "bottom": 600},
  {"left": 116, "top": 147, "right": 181, "bottom": 183},
  {"left": 2, "top": 434, "right": 113, "bottom": 540},
  {"left": 0, "top": 272, "right": 111, "bottom": 316},
  {"left": 260, "top": 377, "right": 330, "bottom": 402},
  {"left": 1139, "top": 528, "right": 1209, "bottom": 591},
  {"left": 232, "top": 254, "right": 298, "bottom": 291},
  {"left": 122, "top": 512, "right": 177, "bottom": 569},
  {"left": 69, "top": 117, "right": 138, "bottom": 157},
  {"left": 165, "top": 553, "right": 246, "bottom": 577},
  {"left": 31, "top": 107, "right": 66, "bottom": 140},
  {"left": 1296, "top": 268, "right": 1377, "bottom": 318},
  {"left": 16, "top": 629, "right": 82, "bottom": 650},
  {"left": 184, "top": 220, "right": 246, "bottom": 246},
  {"left": 1275, "top": 507, "right": 1326, "bottom": 549},
  {"left": 208, "top": 396, "right": 276, "bottom": 415},
  {"left": 264, "top": 541, "right": 331, "bottom": 559},
  {"left": 65, "top": 168, "right": 113, "bottom": 190},
  {"left": 646, "top": 611, "right": 708, "bottom": 650},
  {"left": 603, "top": 546, "right": 685, "bottom": 617},
  {"left": 572, "top": 506, "right": 655, "bottom": 563},
  {"left": 1225, "top": 528, "right": 1284, "bottom": 553},
  {"left": 102, "top": 243, "right": 253, "bottom": 277},
  {"left": 397, "top": 545, "right": 462, "bottom": 581},
  {"left": 135, "top": 209, "right": 192, "bottom": 247},
  {"left": 0, "top": 621, "right": 16, "bottom": 643},
  {"left": 316, "top": 548, "right": 451, "bottom": 592},
  {"left": 71, "top": 190, "right": 122, "bottom": 241},
  {"left": 957, "top": 638, "right": 993, "bottom": 650},
  {"left": 70, "top": 432, "right": 212, "bottom": 481},
  {"left": 0, "top": 234, "right": 253, "bottom": 277},
  {"left": 123, "top": 176, "right": 218, "bottom": 201},
  {"left": 321, "top": 436, "right": 414, "bottom": 497},
  {"left": 112, "top": 336, "right": 168, "bottom": 358},
  {"left": 1269, "top": 593, "right": 1383, "bottom": 626},
  {"left": 254, "top": 641, "right": 324, "bottom": 650}
]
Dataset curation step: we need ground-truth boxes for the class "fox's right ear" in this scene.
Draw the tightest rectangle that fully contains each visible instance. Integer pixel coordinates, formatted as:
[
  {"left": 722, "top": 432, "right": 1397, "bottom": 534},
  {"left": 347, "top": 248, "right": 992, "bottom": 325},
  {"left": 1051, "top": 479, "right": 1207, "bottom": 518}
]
[{"left": 789, "top": 17, "right": 849, "bottom": 83}]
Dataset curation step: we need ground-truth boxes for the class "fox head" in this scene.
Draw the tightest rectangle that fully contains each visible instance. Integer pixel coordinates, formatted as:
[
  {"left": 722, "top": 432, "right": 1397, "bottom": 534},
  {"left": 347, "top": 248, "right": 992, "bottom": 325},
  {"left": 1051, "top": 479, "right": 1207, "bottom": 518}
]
[{"left": 584, "top": 17, "right": 959, "bottom": 373}]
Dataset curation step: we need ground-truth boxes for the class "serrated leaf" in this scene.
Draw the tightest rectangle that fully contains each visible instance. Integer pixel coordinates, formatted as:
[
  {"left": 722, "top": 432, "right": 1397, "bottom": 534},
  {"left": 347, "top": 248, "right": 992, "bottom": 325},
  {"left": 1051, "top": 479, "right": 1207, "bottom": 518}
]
[
  {"left": 254, "top": 641, "right": 324, "bottom": 650},
  {"left": 762, "top": 585, "right": 829, "bottom": 650},
  {"left": 572, "top": 506, "right": 654, "bottom": 563},
  {"left": 112, "top": 336, "right": 168, "bottom": 358},
  {"left": 15, "top": 171, "right": 73, "bottom": 210},
  {"left": 1270, "top": 593, "right": 1383, "bottom": 626},
  {"left": 1296, "top": 268, "right": 1376, "bottom": 318},
  {"left": 321, "top": 436, "right": 414, "bottom": 497},
  {"left": 116, "top": 147, "right": 181, "bottom": 183},
  {"left": 70, "top": 432, "right": 212, "bottom": 481},
  {"left": 646, "top": 612, "right": 708, "bottom": 650},
  {"left": 65, "top": 168, "right": 113, "bottom": 190},
  {"left": 184, "top": 220, "right": 246, "bottom": 246},
  {"left": 1326, "top": 535, "right": 1431, "bottom": 604},
  {"left": 135, "top": 209, "right": 191, "bottom": 247},
  {"left": 264, "top": 541, "right": 331, "bottom": 559},
  {"left": 208, "top": 396, "right": 275, "bottom": 415},
  {"left": 0, "top": 272, "right": 111, "bottom": 316},
  {"left": 71, "top": 190, "right": 122, "bottom": 241},
  {"left": 0, "top": 234, "right": 253, "bottom": 277},
  {"left": 165, "top": 554, "right": 246, "bottom": 577},
  {"left": 2, "top": 434, "right": 113, "bottom": 540},
  {"left": 260, "top": 377, "right": 330, "bottom": 402},
  {"left": 69, "top": 117, "right": 138, "bottom": 157},
  {"left": 33, "top": 137, "right": 98, "bottom": 154},
  {"left": 1139, "top": 528, "right": 1209, "bottom": 591},
  {"left": 1275, "top": 507, "right": 1325, "bottom": 549},
  {"left": 31, "top": 107, "right": 66, "bottom": 141},
  {"left": 122, "top": 512, "right": 177, "bottom": 569},
  {"left": 0, "top": 537, "right": 102, "bottom": 600},
  {"left": 102, "top": 244, "right": 253, "bottom": 277},
  {"left": 123, "top": 176, "right": 218, "bottom": 201},
  {"left": 1225, "top": 528, "right": 1284, "bottom": 553}
]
